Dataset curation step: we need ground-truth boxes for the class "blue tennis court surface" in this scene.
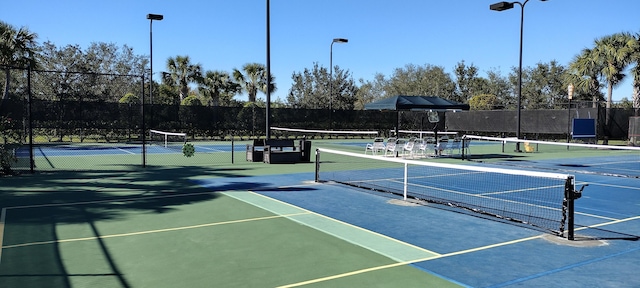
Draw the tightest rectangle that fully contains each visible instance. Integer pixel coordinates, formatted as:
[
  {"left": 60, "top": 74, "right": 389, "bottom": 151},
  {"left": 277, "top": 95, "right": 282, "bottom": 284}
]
[
  {"left": 16, "top": 143, "right": 240, "bottom": 157},
  {"left": 493, "top": 155, "right": 640, "bottom": 178},
  {"left": 194, "top": 170, "right": 640, "bottom": 287}
]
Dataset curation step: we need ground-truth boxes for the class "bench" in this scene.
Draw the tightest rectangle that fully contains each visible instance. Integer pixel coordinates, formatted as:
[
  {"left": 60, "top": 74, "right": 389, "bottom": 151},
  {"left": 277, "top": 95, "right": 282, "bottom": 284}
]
[
  {"left": 247, "top": 139, "right": 312, "bottom": 164},
  {"left": 263, "top": 139, "right": 302, "bottom": 164}
]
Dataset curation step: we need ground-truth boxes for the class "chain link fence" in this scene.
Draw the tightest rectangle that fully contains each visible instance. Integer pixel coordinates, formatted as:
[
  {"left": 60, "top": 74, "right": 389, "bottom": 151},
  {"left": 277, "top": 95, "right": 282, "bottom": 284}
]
[{"left": 1, "top": 66, "right": 635, "bottom": 174}]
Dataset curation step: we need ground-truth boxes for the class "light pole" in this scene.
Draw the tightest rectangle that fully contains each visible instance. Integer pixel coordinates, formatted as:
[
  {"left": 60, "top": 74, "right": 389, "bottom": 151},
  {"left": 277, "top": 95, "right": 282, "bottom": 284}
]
[
  {"left": 147, "top": 14, "right": 163, "bottom": 108},
  {"left": 567, "top": 83, "right": 574, "bottom": 148},
  {"left": 329, "top": 38, "right": 348, "bottom": 130},
  {"left": 266, "top": 0, "right": 271, "bottom": 139},
  {"left": 490, "top": 0, "right": 547, "bottom": 152}
]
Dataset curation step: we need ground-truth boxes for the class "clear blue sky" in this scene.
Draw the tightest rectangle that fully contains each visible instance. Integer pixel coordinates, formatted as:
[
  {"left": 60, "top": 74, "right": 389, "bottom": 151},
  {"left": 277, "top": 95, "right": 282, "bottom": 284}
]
[{"left": 2, "top": 0, "right": 638, "bottom": 102}]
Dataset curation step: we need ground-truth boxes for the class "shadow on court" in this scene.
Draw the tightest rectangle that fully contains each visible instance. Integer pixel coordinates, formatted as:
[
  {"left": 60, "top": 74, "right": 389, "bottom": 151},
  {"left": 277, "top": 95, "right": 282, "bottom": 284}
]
[
  {"left": 3, "top": 147, "right": 638, "bottom": 287},
  {"left": 0, "top": 165, "right": 262, "bottom": 288}
]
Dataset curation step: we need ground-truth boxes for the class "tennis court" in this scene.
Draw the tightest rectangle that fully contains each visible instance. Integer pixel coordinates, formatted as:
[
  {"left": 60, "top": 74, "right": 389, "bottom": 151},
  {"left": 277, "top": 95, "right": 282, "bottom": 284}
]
[
  {"left": 11, "top": 140, "right": 248, "bottom": 172},
  {"left": 1, "top": 138, "right": 639, "bottom": 287},
  {"left": 16, "top": 142, "right": 239, "bottom": 157}
]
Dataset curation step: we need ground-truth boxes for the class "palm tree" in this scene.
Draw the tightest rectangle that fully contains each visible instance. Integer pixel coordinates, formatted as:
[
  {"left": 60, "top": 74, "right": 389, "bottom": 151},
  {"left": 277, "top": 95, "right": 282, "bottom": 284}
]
[
  {"left": 163, "top": 55, "right": 202, "bottom": 102},
  {"left": 592, "top": 33, "right": 636, "bottom": 138},
  {"left": 567, "top": 48, "right": 605, "bottom": 107},
  {"left": 630, "top": 32, "right": 640, "bottom": 115},
  {"left": 232, "top": 63, "right": 276, "bottom": 103},
  {"left": 199, "top": 70, "right": 240, "bottom": 106},
  {"left": 232, "top": 63, "right": 276, "bottom": 136},
  {"left": 0, "top": 21, "right": 38, "bottom": 103}
]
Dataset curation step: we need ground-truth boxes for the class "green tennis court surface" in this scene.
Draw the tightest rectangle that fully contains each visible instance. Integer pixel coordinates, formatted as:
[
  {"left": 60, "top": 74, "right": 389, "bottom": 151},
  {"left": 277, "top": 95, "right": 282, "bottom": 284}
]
[
  {"left": 0, "top": 167, "right": 458, "bottom": 288},
  {"left": 1, "top": 140, "right": 639, "bottom": 287}
]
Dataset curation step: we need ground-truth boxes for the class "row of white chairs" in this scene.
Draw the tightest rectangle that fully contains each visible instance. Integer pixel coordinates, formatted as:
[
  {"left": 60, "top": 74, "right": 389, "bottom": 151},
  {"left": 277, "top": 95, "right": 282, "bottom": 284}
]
[{"left": 365, "top": 137, "right": 468, "bottom": 158}]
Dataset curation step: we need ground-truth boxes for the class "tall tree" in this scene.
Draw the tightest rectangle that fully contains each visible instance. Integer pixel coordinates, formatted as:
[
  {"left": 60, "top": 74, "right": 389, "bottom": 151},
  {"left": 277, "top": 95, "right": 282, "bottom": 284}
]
[
  {"left": 591, "top": 33, "right": 636, "bottom": 143},
  {"left": 468, "top": 94, "right": 499, "bottom": 110},
  {"left": 484, "top": 69, "right": 511, "bottom": 109},
  {"left": 232, "top": 62, "right": 275, "bottom": 103},
  {"left": 384, "top": 64, "right": 456, "bottom": 99},
  {"left": 454, "top": 61, "right": 484, "bottom": 104},
  {"left": 593, "top": 33, "right": 635, "bottom": 110},
  {"left": 232, "top": 63, "right": 276, "bottom": 136},
  {"left": 34, "top": 42, "right": 87, "bottom": 101},
  {"left": 567, "top": 48, "right": 605, "bottom": 107},
  {"left": 34, "top": 41, "right": 145, "bottom": 102},
  {"left": 330, "top": 64, "right": 358, "bottom": 110},
  {"left": 355, "top": 73, "right": 387, "bottom": 110},
  {"left": 630, "top": 32, "right": 640, "bottom": 114},
  {"left": 199, "top": 70, "right": 240, "bottom": 106},
  {"left": 517, "top": 61, "right": 567, "bottom": 109},
  {"left": 0, "top": 21, "right": 37, "bottom": 103},
  {"left": 163, "top": 55, "right": 203, "bottom": 102},
  {"left": 287, "top": 62, "right": 328, "bottom": 109},
  {"left": 287, "top": 62, "right": 357, "bottom": 110}
]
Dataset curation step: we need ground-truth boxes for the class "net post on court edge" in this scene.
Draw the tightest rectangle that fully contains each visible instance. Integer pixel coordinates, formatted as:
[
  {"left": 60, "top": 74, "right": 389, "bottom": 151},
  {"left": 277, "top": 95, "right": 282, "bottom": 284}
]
[
  {"left": 314, "top": 148, "right": 320, "bottom": 182},
  {"left": 565, "top": 176, "right": 583, "bottom": 241}
]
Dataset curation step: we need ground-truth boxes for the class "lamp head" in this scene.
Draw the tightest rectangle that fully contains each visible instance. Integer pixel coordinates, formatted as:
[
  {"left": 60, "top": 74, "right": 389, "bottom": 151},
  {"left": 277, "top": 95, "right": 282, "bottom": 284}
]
[
  {"left": 332, "top": 38, "right": 349, "bottom": 43},
  {"left": 147, "top": 14, "right": 164, "bottom": 21},
  {"left": 490, "top": 2, "right": 515, "bottom": 11}
]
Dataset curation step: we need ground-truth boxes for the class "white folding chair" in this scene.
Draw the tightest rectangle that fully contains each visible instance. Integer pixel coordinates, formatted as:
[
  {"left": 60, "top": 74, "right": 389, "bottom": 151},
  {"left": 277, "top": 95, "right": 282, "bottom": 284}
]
[
  {"left": 385, "top": 138, "right": 405, "bottom": 157},
  {"left": 402, "top": 138, "right": 417, "bottom": 158},
  {"left": 365, "top": 137, "right": 386, "bottom": 155}
]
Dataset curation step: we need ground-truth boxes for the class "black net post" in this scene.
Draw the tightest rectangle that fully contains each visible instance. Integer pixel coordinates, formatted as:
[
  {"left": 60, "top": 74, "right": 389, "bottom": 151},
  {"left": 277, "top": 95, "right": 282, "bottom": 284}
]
[
  {"left": 314, "top": 148, "right": 320, "bottom": 182},
  {"left": 141, "top": 74, "right": 146, "bottom": 168},
  {"left": 461, "top": 138, "right": 467, "bottom": 161},
  {"left": 27, "top": 64, "right": 34, "bottom": 173},
  {"left": 564, "top": 176, "right": 581, "bottom": 240}
]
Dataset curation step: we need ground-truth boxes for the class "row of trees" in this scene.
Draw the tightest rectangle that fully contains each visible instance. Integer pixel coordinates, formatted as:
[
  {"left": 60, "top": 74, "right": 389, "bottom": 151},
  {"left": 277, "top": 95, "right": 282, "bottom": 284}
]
[{"left": 1, "top": 20, "right": 639, "bottom": 113}]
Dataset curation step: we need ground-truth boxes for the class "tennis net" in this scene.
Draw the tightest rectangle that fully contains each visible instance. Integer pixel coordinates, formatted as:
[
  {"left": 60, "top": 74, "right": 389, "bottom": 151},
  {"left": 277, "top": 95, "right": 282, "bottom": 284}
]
[
  {"left": 149, "top": 129, "right": 187, "bottom": 150},
  {"left": 462, "top": 135, "right": 640, "bottom": 178},
  {"left": 271, "top": 127, "right": 378, "bottom": 139},
  {"left": 315, "top": 147, "right": 581, "bottom": 239}
]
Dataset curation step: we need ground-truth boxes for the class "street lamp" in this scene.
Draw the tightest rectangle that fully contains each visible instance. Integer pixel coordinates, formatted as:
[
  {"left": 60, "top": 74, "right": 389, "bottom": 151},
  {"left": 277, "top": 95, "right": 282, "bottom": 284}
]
[
  {"left": 147, "top": 14, "right": 163, "bottom": 107},
  {"left": 329, "top": 38, "right": 348, "bottom": 130},
  {"left": 567, "top": 83, "right": 574, "bottom": 147},
  {"left": 490, "top": 0, "right": 547, "bottom": 152}
]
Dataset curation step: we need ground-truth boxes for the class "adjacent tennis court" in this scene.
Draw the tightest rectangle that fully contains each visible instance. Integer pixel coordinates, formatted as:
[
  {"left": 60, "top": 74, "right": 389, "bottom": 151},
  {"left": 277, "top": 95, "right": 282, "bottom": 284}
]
[
  {"left": 16, "top": 142, "right": 238, "bottom": 157},
  {"left": 1, "top": 138, "right": 639, "bottom": 287}
]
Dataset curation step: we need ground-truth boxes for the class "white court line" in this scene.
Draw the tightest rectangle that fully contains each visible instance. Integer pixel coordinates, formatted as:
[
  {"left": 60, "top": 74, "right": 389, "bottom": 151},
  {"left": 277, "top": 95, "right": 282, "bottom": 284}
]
[
  {"left": 1, "top": 211, "right": 308, "bottom": 250},
  {"left": 584, "top": 182, "right": 640, "bottom": 191},
  {"left": 279, "top": 214, "right": 640, "bottom": 288},
  {"left": 277, "top": 232, "right": 546, "bottom": 288},
  {"left": 116, "top": 147, "right": 136, "bottom": 155},
  {"left": 223, "top": 191, "right": 440, "bottom": 263},
  {"left": 575, "top": 215, "right": 640, "bottom": 231},
  {"left": 194, "top": 145, "right": 225, "bottom": 152}
]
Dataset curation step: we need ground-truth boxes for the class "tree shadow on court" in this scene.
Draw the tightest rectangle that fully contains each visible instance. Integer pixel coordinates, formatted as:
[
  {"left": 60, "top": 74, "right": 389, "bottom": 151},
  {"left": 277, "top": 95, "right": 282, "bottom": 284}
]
[{"left": 0, "top": 164, "right": 310, "bottom": 288}]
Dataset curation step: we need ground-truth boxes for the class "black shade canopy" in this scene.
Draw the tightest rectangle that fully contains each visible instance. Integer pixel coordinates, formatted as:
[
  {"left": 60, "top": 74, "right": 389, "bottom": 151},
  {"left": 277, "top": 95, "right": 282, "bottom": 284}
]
[{"left": 364, "top": 95, "right": 469, "bottom": 111}]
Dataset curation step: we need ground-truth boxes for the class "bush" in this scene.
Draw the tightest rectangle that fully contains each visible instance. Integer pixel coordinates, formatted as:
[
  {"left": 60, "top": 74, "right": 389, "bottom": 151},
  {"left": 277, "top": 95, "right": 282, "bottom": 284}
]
[{"left": 0, "top": 116, "right": 20, "bottom": 175}]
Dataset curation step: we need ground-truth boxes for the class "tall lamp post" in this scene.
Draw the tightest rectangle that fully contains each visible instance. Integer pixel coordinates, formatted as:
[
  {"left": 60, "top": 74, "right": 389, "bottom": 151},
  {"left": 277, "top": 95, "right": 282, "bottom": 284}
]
[
  {"left": 329, "top": 38, "right": 348, "bottom": 130},
  {"left": 265, "top": 0, "right": 271, "bottom": 139},
  {"left": 490, "top": 0, "right": 547, "bottom": 152},
  {"left": 146, "top": 14, "right": 163, "bottom": 108},
  {"left": 567, "top": 83, "right": 574, "bottom": 147}
]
